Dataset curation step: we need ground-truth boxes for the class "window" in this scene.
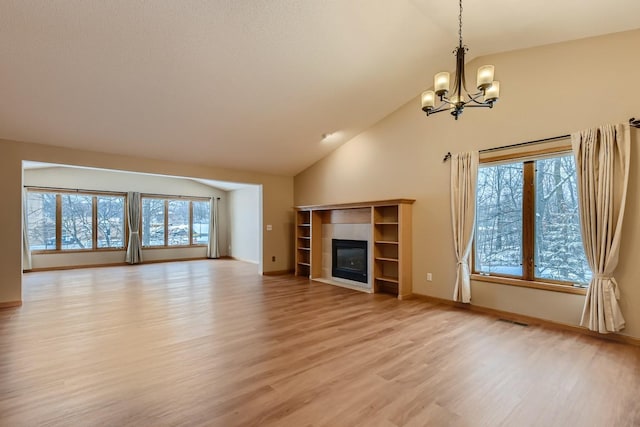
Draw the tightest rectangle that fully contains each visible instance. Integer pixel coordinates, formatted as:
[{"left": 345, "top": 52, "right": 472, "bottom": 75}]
[
  {"left": 192, "top": 201, "right": 210, "bottom": 245},
  {"left": 97, "top": 196, "right": 126, "bottom": 248},
  {"left": 61, "top": 194, "right": 93, "bottom": 249},
  {"left": 142, "top": 198, "right": 165, "bottom": 247},
  {"left": 475, "top": 162, "right": 524, "bottom": 277},
  {"left": 27, "top": 190, "right": 126, "bottom": 252},
  {"left": 474, "top": 152, "right": 592, "bottom": 287},
  {"left": 168, "top": 200, "right": 189, "bottom": 246},
  {"left": 141, "top": 196, "right": 210, "bottom": 247}
]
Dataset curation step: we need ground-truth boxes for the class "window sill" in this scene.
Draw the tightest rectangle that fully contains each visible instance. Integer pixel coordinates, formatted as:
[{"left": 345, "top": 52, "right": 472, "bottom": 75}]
[
  {"left": 470, "top": 274, "right": 587, "bottom": 295},
  {"left": 142, "top": 245, "right": 208, "bottom": 250},
  {"left": 32, "top": 248, "right": 126, "bottom": 255}
]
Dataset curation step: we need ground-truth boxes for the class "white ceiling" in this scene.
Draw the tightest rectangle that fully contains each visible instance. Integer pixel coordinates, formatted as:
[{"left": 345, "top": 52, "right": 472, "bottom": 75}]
[{"left": 3, "top": 1, "right": 640, "bottom": 176}]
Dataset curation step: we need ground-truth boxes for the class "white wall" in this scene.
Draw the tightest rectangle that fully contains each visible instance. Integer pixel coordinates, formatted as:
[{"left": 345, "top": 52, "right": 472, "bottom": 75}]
[
  {"left": 24, "top": 166, "right": 230, "bottom": 269},
  {"left": 228, "top": 186, "right": 260, "bottom": 264}
]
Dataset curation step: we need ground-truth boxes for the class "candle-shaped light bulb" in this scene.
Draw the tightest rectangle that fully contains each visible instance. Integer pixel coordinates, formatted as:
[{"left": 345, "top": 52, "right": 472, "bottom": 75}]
[
  {"left": 421, "top": 90, "right": 435, "bottom": 112},
  {"left": 476, "top": 65, "right": 495, "bottom": 90},
  {"left": 434, "top": 72, "right": 450, "bottom": 96},
  {"left": 484, "top": 81, "right": 500, "bottom": 102}
]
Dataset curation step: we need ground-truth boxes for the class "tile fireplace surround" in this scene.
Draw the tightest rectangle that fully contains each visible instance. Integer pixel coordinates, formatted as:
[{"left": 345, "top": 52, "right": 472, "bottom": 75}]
[{"left": 322, "top": 224, "right": 372, "bottom": 290}]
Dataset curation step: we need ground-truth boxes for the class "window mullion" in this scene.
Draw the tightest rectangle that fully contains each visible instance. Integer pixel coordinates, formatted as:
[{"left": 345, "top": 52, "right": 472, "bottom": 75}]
[
  {"left": 92, "top": 196, "right": 98, "bottom": 249},
  {"left": 522, "top": 161, "right": 535, "bottom": 280},
  {"left": 164, "top": 200, "right": 169, "bottom": 247},
  {"left": 189, "top": 201, "right": 194, "bottom": 246}
]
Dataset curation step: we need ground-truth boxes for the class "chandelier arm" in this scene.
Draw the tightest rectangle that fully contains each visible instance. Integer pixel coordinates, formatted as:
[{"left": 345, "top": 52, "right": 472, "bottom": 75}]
[
  {"left": 462, "top": 103, "right": 494, "bottom": 109},
  {"left": 425, "top": 106, "right": 453, "bottom": 116},
  {"left": 437, "top": 94, "right": 458, "bottom": 106},
  {"left": 427, "top": 94, "right": 462, "bottom": 114},
  {"left": 465, "top": 92, "right": 489, "bottom": 105}
]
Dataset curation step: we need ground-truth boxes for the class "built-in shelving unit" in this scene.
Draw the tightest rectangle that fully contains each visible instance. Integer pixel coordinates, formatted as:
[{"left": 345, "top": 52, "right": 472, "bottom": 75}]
[
  {"left": 371, "top": 204, "right": 413, "bottom": 297},
  {"left": 295, "top": 210, "right": 312, "bottom": 278},
  {"left": 294, "top": 199, "right": 414, "bottom": 299}
]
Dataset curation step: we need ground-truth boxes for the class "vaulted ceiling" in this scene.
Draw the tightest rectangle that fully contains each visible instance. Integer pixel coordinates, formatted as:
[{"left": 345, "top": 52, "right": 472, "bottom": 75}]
[{"left": 2, "top": 1, "right": 639, "bottom": 175}]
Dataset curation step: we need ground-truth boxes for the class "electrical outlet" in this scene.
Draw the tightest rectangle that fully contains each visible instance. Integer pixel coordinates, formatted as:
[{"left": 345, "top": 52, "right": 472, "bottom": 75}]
[
  {"left": 427, "top": 273, "right": 433, "bottom": 281},
  {"left": 272, "top": 256, "right": 276, "bottom": 262}
]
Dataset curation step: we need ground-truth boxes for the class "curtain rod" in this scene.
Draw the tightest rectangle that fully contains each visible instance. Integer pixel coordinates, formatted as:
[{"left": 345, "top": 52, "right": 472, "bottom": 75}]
[
  {"left": 23, "top": 185, "right": 126, "bottom": 195},
  {"left": 443, "top": 117, "right": 640, "bottom": 162},
  {"left": 142, "top": 193, "right": 220, "bottom": 200},
  {"left": 24, "top": 185, "right": 222, "bottom": 200}
]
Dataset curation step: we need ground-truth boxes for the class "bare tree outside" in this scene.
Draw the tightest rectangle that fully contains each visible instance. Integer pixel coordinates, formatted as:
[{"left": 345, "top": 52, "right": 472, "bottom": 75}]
[
  {"left": 97, "top": 196, "right": 125, "bottom": 248},
  {"left": 475, "top": 154, "right": 591, "bottom": 284},
  {"left": 142, "top": 198, "right": 165, "bottom": 246},
  {"left": 27, "top": 192, "right": 57, "bottom": 250},
  {"left": 192, "top": 201, "right": 210, "bottom": 245},
  {"left": 535, "top": 155, "right": 591, "bottom": 284},
  {"left": 141, "top": 197, "right": 210, "bottom": 247},
  {"left": 168, "top": 200, "right": 189, "bottom": 246},
  {"left": 61, "top": 194, "right": 92, "bottom": 249},
  {"left": 475, "top": 163, "right": 523, "bottom": 276},
  {"left": 27, "top": 191, "right": 127, "bottom": 251}
]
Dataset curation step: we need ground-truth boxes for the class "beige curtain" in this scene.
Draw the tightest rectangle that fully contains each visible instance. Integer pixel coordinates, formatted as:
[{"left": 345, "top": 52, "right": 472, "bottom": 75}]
[
  {"left": 451, "top": 151, "right": 478, "bottom": 303},
  {"left": 125, "top": 192, "right": 143, "bottom": 264},
  {"left": 22, "top": 189, "right": 32, "bottom": 271},
  {"left": 572, "top": 123, "right": 630, "bottom": 333},
  {"left": 207, "top": 197, "right": 220, "bottom": 259}
]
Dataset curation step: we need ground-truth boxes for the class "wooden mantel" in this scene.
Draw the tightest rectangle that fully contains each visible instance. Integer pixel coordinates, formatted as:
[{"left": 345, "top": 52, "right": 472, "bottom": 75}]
[
  {"left": 295, "top": 199, "right": 415, "bottom": 211},
  {"left": 294, "top": 199, "right": 414, "bottom": 299}
]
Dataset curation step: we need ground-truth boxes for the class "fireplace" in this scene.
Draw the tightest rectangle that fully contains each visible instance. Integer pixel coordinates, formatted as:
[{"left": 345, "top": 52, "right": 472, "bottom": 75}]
[{"left": 332, "top": 239, "right": 368, "bottom": 284}]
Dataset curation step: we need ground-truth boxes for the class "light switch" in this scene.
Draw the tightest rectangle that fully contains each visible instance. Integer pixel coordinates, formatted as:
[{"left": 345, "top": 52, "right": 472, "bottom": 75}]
[{"left": 266, "top": 224, "right": 273, "bottom": 231}]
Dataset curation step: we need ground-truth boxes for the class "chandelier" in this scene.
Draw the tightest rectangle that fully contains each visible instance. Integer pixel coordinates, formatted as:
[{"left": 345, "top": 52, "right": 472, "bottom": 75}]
[{"left": 421, "top": 0, "right": 500, "bottom": 120}]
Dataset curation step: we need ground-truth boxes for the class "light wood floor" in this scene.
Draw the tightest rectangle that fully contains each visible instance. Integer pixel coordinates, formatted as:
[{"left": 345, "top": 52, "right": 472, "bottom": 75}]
[{"left": 1, "top": 260, "right": 639, "bottom": 426}]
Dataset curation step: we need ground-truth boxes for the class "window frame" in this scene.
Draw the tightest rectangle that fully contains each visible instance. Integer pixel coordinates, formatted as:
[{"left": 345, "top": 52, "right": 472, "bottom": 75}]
[
  {"left": 471, "top": 145, "right": 588, "bottom": 295},
  {"left": 140, "top": 194, "right": 211, "bottom": 249},
  {"left": 27, "top": 188, "right": 128, "bottom": 254}
]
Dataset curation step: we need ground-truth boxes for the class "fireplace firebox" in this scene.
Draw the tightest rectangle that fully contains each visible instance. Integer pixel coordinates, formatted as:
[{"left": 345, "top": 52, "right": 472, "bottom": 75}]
[{"left": 332, "top": 239, "right": 368, "bottom": 284}]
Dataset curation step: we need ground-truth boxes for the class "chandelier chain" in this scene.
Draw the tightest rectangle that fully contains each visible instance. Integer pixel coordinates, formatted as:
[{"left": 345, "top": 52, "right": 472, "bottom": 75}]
[{"left": 458, "top": 0, "right": 463, "bottom": 48}]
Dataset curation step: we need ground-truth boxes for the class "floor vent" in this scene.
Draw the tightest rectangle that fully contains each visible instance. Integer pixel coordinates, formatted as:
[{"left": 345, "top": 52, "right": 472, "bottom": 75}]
[{"left": 498, "top": 318, "right": 529, "bottom": 327}]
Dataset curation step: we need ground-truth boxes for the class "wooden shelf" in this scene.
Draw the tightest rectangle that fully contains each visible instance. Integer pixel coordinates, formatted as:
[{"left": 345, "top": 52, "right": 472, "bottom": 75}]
[
  {"left": 375, "top": 240, "right": 398, "bottom": 245},
  {"left": 375, "top": 276, "right": 399, "bottom": 283},
  {"left": 375, "top": 222, "right": 399, "bottom": 225},
  {"left": 378, "top": 282, "right": 399, "bottom": 295},
  {"left": 375, "top": 257, "right": 398, "bottom": 263},
  {"left": 295, "top": 210, "right": 314, "bottom": 277}
]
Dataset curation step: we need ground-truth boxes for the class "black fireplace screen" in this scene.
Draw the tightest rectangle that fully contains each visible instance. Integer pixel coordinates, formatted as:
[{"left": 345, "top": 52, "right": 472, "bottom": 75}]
[{"left": 332, "top": 239, "right": 368, "bottom": 283}]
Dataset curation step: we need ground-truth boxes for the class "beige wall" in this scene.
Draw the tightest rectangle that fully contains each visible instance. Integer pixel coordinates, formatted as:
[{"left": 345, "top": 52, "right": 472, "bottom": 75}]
[
  {"left": 24, "top": 166, "right": 231, "bottom": 269},
  {"left": 0, "top": 139, "right": 294, "bottom": 304},
  {"left": 295, "top": 29, "right": 640, "bottom": 338}
]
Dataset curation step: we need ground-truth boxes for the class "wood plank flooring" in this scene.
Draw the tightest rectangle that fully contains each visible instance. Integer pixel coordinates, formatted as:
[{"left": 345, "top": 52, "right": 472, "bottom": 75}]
[{"left": 1, "top": 259, "right": 639, "bottom": 426}]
